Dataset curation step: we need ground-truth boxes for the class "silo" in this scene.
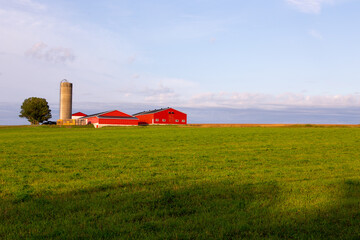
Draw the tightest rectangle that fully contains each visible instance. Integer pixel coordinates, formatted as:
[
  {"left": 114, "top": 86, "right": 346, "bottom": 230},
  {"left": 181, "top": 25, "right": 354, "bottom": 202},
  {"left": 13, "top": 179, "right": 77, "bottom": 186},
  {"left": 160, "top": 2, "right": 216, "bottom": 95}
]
[{"left": 59, "top": 79, "right": 72, "bottom": 120}]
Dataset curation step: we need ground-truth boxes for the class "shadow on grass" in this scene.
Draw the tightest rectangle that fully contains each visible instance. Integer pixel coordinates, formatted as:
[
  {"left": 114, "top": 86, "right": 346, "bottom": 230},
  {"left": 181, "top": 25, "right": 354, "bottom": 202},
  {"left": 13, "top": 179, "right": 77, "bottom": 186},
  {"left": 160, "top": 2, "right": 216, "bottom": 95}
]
[{"left": 1, "top": 180, "right": 360, "bottom": 239}]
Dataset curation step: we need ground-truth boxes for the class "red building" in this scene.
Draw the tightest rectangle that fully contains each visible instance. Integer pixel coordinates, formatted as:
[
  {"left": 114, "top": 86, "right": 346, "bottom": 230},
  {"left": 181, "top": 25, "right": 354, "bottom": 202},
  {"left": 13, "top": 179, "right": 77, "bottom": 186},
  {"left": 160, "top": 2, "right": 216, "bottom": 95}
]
[
  {"left": 133, "top": 107, "right": 187, "bottom": 125},
  {"left": 81, "top": 110, "right": 139, "bottom": 128},
  {"left": 72, "top": 112, "right": 87, "bottom": 119}
]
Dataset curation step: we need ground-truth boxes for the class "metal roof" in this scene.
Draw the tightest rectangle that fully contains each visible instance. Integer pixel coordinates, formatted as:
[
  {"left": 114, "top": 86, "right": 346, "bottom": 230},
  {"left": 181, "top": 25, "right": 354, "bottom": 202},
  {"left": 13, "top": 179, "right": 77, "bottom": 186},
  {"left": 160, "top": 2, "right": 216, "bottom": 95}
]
[
  {"left": 133, "top": 107, "right": 171, "bottom": 116},
  {"left": 80, "top": 110, "right": 112, "bottom": 118},
  {"left": 98, "top": 116, "right": 137, "bottom": 120},
  {"left": 80, "top": 110, "right": 138, "bottom": 120}
]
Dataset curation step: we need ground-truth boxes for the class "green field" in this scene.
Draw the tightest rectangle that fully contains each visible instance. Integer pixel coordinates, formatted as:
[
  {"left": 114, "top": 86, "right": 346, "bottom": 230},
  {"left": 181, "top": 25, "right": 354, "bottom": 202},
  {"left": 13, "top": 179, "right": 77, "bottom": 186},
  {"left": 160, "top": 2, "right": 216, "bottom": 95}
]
[{"left": 1, "top": 125, "right": 360, "bottom": 239}]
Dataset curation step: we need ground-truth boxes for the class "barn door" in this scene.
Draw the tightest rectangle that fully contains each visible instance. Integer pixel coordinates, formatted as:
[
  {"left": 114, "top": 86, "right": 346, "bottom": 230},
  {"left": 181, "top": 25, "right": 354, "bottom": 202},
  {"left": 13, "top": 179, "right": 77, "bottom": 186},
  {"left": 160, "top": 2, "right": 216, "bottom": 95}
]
[{"left": 169, "top": 111, "right": 174, "bottom": 123}]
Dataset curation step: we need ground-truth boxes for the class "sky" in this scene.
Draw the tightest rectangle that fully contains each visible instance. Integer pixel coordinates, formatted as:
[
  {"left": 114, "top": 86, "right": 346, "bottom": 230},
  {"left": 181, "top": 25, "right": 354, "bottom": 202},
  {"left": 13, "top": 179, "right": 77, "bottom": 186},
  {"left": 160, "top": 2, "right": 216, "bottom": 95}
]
[{"left": 1, "top": 0, "right": 360, "bottom": 124}]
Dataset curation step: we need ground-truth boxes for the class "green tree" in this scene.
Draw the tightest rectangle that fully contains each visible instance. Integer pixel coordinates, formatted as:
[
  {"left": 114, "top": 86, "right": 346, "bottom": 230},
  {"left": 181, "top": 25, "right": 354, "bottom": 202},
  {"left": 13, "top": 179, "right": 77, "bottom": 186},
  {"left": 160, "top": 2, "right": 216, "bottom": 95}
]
[{"left": 19, "top": 97, "right": 52, "bottom": 125}]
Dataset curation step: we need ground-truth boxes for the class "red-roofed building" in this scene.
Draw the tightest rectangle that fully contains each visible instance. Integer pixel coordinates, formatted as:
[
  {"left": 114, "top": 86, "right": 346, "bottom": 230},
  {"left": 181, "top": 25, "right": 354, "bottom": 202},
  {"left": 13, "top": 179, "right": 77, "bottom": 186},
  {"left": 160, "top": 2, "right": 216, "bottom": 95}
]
[
  {"left": 72, "top": 112, "right": 87, "bottom": 119},
  {"left": 133, "top": 107, "right": 187, "bottom": 125},
  {"left": 80, "top": 110, "right": 138, "bottom": 128}
]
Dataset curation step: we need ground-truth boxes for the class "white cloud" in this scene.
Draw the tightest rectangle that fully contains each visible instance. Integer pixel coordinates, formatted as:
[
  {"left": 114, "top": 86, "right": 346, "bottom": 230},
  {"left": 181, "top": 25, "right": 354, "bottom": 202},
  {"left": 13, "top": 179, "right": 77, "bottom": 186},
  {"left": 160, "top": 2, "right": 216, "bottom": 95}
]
[
  {"left": 309, "top": 29, "right": 323, "bottom": 39},
  {"left": 0, "top": 0, "right": 46, "bottom": 11},
  {"left": 25, "top": 42, "right": 75, "bottom": 63},
  {"left": 118, "top": 83, "right": 180, "bottom": 105},
  {"left": 16, "top": 0, "right": 46, "bottom": 11},
  {"left": 110, "top": 77, "right": 199, "bottom": 106},
  {"left": 285, "top": 0, "right": 335, "bottom": 14},
  {"left": 159, "top": 77, "right": 198, "bottom": 89},
  {"left": 127, "top": 55, "right": 136, "bottom": 64},
  {"left": 131, "top": 74, "right": 140, "bottom": 79},
  {"left": 144, "top": 91, "right": 179, "bottom": 105}
]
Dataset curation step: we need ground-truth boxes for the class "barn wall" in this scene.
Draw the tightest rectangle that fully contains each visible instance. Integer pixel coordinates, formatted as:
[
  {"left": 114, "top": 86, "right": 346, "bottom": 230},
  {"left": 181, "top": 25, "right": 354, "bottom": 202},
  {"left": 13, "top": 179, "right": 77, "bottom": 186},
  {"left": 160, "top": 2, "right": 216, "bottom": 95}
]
[
  {"left": 136, "top": 114, "right": 155, "bottom": 125},
  {"left": 154, "top": 108, "right": 187, "bottom": 124},
  {"left": 85, "top": 116, "right": 99, "bottom": 124},
  {"left": 99, "top": 118, "right": 138, "bottom": 125},
  {"left": 72, "top": 116, "right": 82, "bottom": 120}
]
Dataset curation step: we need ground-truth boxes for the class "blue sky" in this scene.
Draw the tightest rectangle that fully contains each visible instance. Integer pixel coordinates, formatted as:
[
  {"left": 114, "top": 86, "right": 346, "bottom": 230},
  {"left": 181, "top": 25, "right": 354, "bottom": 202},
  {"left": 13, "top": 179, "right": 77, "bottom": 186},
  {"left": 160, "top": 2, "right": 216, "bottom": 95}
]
[{"left": 1, "top": 0, "right": 360, "bottom": 124}]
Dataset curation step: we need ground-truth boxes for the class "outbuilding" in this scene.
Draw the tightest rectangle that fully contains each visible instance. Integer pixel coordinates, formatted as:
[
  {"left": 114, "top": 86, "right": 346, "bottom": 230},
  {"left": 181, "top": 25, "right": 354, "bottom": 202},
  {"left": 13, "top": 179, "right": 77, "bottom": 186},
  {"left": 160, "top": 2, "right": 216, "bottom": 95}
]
[
  {"left": 133, "top": 107, "right": 187, "bottom": 125},
  {"left": 72, "top": 112, "right": 87, "bottom": 119},
  {"left": 81, "top": 110, "right": 139, "bottom": 128}
]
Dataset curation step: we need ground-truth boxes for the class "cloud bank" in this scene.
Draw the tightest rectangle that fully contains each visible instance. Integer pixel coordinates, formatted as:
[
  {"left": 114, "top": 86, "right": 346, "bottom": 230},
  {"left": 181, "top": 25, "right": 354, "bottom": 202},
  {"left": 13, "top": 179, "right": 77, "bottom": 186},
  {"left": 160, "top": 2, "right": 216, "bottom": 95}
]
[
  {"left": 286, "top": 0, "right": 335, "bottom": 14},
  {"left": 0, "top": 0, "right": 47, "bottom": 11},
  {"left": 187, "top": 92, "right": 360, "bottom": 109},
  {"left": 25, "top": 42, "right": 75, "bottom": 63},
  {"left": 15, "top": 0, "right": 46, "bottom": 11}
]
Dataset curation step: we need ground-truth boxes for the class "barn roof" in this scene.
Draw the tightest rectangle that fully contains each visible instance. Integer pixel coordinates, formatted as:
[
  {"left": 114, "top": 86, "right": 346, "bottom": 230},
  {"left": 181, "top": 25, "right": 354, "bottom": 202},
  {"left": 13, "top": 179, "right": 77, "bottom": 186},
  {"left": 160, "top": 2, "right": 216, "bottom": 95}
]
[
  {"left": 133, "top": 107, "right": 187, "bottom": 116},
  {"left": 133, "top": 107, "right": 171, "bottom": 116},
  {"left": 72, "top": 112, "right": 87, "bottom": 117},
  {"left": 81, "top": 110, "right": 138, "bottom": 120}
]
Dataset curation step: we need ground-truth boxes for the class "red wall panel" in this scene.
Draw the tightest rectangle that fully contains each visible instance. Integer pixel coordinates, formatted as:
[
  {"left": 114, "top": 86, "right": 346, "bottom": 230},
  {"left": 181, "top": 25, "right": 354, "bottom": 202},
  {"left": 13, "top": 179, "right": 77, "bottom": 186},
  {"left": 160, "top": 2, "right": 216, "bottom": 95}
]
[
  {"left": 86, "top": 116, "right": 99, "bottom": 124},
  {"left": 136, "top": 114, "right": 155, "bottom": 125},
  {"left": 99, "top": 118, "right": 138, "bottom": 125}
]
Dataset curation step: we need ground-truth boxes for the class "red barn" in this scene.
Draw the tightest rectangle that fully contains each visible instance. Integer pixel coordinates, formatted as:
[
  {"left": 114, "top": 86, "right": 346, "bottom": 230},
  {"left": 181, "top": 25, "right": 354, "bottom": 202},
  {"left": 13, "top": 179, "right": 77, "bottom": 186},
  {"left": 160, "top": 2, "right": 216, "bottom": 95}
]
[
  {"left": 81, "top": 110, "right": 139, "bottom": 128},
  {"left": 133, "top": 107, "right": 187, "bottom": 125}
]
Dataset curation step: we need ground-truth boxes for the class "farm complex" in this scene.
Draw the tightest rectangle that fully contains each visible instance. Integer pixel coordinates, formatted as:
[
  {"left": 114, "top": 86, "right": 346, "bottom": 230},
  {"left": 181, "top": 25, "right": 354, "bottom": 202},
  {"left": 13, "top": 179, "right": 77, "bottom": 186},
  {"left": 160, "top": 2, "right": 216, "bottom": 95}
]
[{"left": 56, "top": 80, "right": 187, "bottom": 127}]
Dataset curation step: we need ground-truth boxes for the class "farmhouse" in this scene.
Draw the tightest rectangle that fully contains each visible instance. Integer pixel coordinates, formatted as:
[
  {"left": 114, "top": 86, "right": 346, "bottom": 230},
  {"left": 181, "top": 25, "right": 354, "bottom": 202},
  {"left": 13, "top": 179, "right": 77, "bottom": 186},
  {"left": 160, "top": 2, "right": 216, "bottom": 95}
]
[
  {"left": 133, "top": 107, "right": 187, "bottom": 125},
  {"left": 80, "top": 110, "right": 139, "bottom": 128}
]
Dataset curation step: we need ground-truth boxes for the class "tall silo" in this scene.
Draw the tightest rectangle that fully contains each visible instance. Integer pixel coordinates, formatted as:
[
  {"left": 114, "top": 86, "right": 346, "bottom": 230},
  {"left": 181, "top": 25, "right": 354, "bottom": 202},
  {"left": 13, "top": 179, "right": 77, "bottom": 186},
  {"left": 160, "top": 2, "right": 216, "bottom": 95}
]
[{"left": 59, "top": 79, "right": 72, "bottom": 120}]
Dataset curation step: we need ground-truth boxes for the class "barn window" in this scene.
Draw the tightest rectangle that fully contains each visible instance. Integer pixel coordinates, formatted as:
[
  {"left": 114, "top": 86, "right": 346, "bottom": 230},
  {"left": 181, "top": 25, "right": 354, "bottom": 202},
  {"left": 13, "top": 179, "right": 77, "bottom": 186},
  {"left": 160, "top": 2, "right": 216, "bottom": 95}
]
[
  {"left": 182, "top": 120, "right": 185, "bottom": 122},
  {"left": 155, "top": 119, "right": 159, "bottom": 122},
  {"left": 162, "top": 119, "right": 166, "bottom": 122},
  {"left": 168, "top": 111, "right": 171, "bottom": 114},
  {"left": 175, "top": 119, "right": 179, "bottom": 122},
  {"left": 172, "top": 112, "right": 174, "bottom": 114}
]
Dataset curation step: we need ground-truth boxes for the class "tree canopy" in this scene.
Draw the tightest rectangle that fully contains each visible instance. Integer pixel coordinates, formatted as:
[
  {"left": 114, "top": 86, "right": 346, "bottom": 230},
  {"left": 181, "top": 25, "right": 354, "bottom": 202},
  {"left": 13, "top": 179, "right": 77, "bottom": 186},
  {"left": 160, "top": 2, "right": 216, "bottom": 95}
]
[{"left": 19, "top": 97, "right": 52, "bottom": 125}]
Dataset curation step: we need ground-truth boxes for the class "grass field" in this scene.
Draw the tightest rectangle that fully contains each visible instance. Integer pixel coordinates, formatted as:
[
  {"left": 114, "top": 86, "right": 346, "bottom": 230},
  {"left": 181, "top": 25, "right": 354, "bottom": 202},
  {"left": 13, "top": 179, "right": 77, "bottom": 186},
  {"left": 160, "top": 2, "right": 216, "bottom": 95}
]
[{"left": 1, "top": 125, "right": 360, "bottom": 239}]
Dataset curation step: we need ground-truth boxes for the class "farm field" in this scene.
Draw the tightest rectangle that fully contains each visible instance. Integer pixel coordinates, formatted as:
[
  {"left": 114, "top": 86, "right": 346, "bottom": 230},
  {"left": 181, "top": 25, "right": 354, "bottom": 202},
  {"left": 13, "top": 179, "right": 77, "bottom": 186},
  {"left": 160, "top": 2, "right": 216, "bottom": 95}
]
[{"left": 1, "top": 125, "right": 360, "bottom": 239}]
